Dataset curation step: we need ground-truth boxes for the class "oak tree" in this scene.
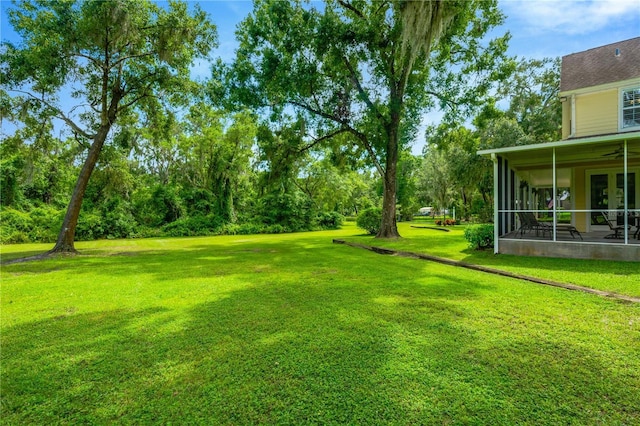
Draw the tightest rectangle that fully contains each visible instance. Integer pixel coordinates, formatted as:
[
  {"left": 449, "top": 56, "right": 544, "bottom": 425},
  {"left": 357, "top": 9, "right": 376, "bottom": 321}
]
[
  {"left": 232, "top": 0, "right": 509, "bottom": 238},
  {"left": 1, "top": 0, "right": 216, "bottom": 253}
]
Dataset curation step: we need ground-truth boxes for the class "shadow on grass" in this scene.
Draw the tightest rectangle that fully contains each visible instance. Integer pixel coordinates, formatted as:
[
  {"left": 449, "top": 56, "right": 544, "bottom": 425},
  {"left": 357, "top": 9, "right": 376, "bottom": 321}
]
[{"left": 2, "top": 262, "right": 639, "bottom": 424}]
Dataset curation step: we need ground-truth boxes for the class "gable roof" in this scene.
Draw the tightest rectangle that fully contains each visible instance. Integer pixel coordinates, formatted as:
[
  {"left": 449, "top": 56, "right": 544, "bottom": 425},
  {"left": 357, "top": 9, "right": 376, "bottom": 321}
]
[{"left": 560, "top": 37, "right": 640, "bottom": 92}]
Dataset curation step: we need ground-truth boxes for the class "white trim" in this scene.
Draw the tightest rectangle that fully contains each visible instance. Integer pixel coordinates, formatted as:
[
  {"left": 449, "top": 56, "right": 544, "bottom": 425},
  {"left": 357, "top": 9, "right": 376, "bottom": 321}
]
[
  {"left": 620, "top": 85, "right": 640, "bottom": 132},
  {"left": 552, "top": 148, "right": 557, "bottom": 241},
  {"left": 477, "top": 131, "right": 640, "bottom": 156},
  {"left": 560, "top": 77, "right": 640, "bottom": 97},
  {"left": 624, "top": 141, "right": 628, "bottom": 244},
  {"left": 492, "top": 154, "right": 499, "bottom": 254}
]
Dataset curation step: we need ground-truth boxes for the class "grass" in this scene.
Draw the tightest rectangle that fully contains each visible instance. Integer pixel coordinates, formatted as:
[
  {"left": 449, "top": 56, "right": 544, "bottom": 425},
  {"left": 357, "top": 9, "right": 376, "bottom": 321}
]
[
  {"left": 344, "top": 220, "right": 640, "bottom": 298},
  {"left": 1, "top": 224, "right": 639, "bottom": 424}
]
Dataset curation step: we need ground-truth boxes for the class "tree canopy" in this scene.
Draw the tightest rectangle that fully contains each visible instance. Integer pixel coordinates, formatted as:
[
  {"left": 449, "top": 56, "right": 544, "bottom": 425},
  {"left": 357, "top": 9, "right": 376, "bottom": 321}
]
[
  {"left": 1, "top": 0, "right": 217, "bottom": 253},
  {"left": 230, "top": 0, "right": 510, "bottom": 238},
  {"left": 1, "top": 1, "right": 565, "bottom": 254}
]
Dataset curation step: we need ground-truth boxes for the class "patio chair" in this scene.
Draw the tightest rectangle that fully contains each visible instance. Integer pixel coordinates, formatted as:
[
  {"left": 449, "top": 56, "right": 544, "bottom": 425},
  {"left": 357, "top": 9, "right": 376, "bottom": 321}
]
[
  {"left": 517, "top": 211, "right": 550, "bottom": 238},
  {"left": 601, "top": 211, "right": 631, "bottom": 239},
  {"left": 518, "top": 211, "right": 583, "bottom": 240}
]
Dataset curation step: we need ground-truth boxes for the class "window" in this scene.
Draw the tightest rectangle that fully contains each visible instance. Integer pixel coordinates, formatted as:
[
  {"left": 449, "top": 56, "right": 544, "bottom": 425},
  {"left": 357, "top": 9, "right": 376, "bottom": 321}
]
[{"left": 622, "top": 87, "right": 640, "bottom": 129}]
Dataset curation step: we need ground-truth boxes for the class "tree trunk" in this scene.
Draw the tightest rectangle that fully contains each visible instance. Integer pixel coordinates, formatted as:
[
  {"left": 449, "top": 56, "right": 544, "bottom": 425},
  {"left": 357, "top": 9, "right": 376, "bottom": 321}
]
[
  {"left": 376, "top": 121, "right": 400, "bottom": 239},
  {"left": 49, "top": 126, "right": 110, "bottom": 253}
]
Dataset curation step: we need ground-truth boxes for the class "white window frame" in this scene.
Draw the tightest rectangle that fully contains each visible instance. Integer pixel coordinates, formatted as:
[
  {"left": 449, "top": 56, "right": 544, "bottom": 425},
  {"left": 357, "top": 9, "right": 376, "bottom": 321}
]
[{"left": 620, "top": 86, "right": 640, "bottom": 131}]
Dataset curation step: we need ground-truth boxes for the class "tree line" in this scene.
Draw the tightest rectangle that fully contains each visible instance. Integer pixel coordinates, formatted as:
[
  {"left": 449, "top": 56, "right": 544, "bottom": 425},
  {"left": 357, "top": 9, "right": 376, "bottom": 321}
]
[{"left": 0, "top": 0, "right": 560, "bottom": 253}]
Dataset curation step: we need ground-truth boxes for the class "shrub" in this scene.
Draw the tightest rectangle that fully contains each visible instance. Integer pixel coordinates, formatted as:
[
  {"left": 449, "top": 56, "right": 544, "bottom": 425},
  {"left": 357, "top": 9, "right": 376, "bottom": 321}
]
[
  {"left": 0, "top": 207, "right": 33, "bottom": 244},
  {"left": 151, "top": 185, "right": 184, "bottom": 226},
  {"left": 100, "top": 198, "right": 137, "bottom": 239},
  {"left": 265, "top": 224, "right": 288, "bottom": 234},
  {"left": 75, "top": 211, "right": 105, "bottom": 241},
  {"left": 236, "top": 223, "right": 265, "bottom": 235},
  {"left": 464, "top": 224, "right": 494, "bottom": 250},
  {"left": 28, "top": 206, "right": 63, "bottom": 243},
  {"left": 260, "top": 192, "right": 315, "bottom": 232},
  {"left": 162, "top": 215, "right": 222, "bottom": 237},
  {"left": 1, "top": 206, "right": 64, "bottom": 244},
  {"left": 356, "top": 207, "right": 382, "bottom": 235},
  {"left": 0, "top": 208, "right": 33, "bottom": 241},
  {"left": 316, "top": 211, "right": 343, "bottom": 229}
]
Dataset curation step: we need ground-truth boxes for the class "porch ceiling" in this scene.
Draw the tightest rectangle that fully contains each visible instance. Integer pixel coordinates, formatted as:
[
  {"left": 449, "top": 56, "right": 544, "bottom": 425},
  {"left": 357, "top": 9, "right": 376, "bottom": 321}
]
[{"left": 478, "top": 131, "right": 640, "bottom": 170}]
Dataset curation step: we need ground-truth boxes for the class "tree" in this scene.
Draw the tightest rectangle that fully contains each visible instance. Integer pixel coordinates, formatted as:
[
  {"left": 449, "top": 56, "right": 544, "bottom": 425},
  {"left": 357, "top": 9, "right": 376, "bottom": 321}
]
[
  {"left": 425, "top": 125, "right": 489, "bottom": 219},
  {"left": 1, "top": 0, "right": 216, "bottom": 254},
  {"left": 499, "top": 57, "right": 561, "bottom": 142},
  {"left": 177, "top": 106, "right": 256, "bottom": 222},
  {"left": 419, "top": 148, "right": 455, "bottom": 222},
  {"left": 231, "top": 0, "right": 509, "bottom": 238}
]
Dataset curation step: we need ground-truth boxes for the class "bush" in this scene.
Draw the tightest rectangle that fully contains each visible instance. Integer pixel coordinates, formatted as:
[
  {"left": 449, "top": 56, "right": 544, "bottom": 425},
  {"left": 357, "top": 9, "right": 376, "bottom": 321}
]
[
  {"left": 464, "top": 224, "right": 494, "bottom": 250},
  {"left": 259, "top": 192, "right": 315, "bottom": 232},
  {"left": 356, "top": 207, "right": 382, "bottom": 235},
  {"left": 151, "top": 185, "right": 184, "bottom": 226},
  {"left": 0, "top": 208, "right": 33, "bottom": 243},
  {"left": 28, "top": 206, "right": 63, "bottom": 243},
  {"left": 75, "top": 211, "right": 104, "bottom": 241},
  {"left": 316, "top": 211, "right": 343, "bottom": 229},
  {"left": 235, "top": 223, "right": 265, "bottom": 235},
  {"left": 0, "top": 207, "right": 33, "bottom": 244},
  {"left": 1, "top": 206, "right": 64, "bottom": 244},
  {"left": 162, "top": 215, "right": 222, "bottom": 237},
  {"left": 100, "top": 198, "right": 137, "bottom": 239}
]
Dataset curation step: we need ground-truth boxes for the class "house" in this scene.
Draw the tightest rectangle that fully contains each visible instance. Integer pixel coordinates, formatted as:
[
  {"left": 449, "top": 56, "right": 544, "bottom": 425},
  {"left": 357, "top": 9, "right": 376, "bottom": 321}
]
[{"left": 478, "top": 37, "right": 640, "bottom": 261}]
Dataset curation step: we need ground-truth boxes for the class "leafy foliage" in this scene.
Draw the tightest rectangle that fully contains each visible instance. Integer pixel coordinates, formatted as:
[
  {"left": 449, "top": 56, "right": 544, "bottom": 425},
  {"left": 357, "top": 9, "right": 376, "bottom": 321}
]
[
  {"left": 464, "top": 224, "right": 495, "bottom": 250},
  {"left": 1, "top": 0, "right": 217, "bottom": 251},
  {"left": 232, "top": 0, "right": 509, "bottom": 238},
  {"left": 356, "top": 207, "right": 382, "bottom": 235}
]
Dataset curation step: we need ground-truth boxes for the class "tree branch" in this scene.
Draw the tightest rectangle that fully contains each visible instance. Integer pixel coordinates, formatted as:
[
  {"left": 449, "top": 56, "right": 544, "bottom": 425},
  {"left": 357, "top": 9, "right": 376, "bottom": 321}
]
[
  {"left": 341, "top": 56, "right": 387, "bottom": 125},
  {"left": 73, "top": 52, "right": 105, "bottom": 70},
  {"left": 288, "top": 98, "right": 385, "bottom": 177},
  {"left": 298, "top": 128, "right": 349, "bottom": 153},
  {"left": 111, "top": 51, "right": 155, "bottom": 69},
  {"left": 337, "top": 1, "right": 365, "bottom": 19},
  {"left": 425, "top": 90, "right": 460, "bottom": 110},
  {"left": 13, "top": 90, "right": 95, "bottom": 140}
]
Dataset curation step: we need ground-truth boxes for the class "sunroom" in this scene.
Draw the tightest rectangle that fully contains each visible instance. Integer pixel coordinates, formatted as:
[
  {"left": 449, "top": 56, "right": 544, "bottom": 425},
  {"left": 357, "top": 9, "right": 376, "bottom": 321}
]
[{"left": 478, "top": 131, "right": 640, "bottom": 262}]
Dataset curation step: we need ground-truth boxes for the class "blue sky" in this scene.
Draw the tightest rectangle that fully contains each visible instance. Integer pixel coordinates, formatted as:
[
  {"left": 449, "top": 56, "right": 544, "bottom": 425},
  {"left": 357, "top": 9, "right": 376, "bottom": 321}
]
[
  {"left": 1, "top": 0, "right": 639, "bottom": 151},
  {"left": 177, "top": 0, "right": 640, "bottom": 78}
]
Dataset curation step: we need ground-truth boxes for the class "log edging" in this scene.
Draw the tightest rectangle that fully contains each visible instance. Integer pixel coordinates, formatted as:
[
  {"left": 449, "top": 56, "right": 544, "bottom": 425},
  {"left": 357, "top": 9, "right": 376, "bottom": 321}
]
[{"left": 332, "top": 239, "right": 640, "bottom": 304}]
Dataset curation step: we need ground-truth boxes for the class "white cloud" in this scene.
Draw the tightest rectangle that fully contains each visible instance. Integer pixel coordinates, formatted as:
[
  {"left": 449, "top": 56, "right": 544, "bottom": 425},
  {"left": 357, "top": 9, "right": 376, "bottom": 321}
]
[{"left": 501, "top": 0, "right": 640, "bottom": 35}]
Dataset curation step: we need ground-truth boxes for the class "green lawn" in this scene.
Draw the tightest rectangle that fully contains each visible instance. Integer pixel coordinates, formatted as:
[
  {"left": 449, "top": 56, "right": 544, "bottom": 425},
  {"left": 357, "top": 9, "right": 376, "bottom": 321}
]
[
  {"left": 1, "top": 224, "right": 639, "bottom": 424},
  {"left": 345, "top": 221, "right": 640, "bottom": 298}
]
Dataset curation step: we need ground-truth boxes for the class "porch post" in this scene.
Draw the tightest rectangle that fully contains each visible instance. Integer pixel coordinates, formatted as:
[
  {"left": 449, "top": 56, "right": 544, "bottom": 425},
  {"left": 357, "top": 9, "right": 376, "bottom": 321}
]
[
  {"left": 624, "top": 139, "right": 628, "bottom": 244},
  {"left": 492, "top": 153, "right": 499, "bottom": 254},
  {"left": 552, "top": 147, "right": 557, "bottom": 241}
]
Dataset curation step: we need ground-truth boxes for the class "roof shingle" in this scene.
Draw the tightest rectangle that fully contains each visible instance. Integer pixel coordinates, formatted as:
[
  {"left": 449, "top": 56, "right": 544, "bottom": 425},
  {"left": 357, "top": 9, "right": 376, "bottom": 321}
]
[{"left": 560, "top": 37, "right": 640, "bottom": 92}]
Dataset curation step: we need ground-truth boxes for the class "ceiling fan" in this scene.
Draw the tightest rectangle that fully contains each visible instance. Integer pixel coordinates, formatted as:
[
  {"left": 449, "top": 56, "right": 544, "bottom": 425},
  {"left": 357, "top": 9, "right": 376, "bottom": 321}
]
[{"left": 602, "top": 144, "right": 640, "bottom": 159}]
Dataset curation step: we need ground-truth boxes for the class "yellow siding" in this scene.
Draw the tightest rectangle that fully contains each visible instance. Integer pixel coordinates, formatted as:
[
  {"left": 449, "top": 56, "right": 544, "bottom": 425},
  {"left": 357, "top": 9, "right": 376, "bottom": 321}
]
[{"left": 574, "top": 90, "right": 618, "bottom": 137}]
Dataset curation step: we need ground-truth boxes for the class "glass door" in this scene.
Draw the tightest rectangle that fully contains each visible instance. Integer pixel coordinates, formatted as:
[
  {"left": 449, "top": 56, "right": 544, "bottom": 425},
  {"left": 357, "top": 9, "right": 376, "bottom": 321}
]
[
  {"left": 588, "top": 170, "right": 637, "bottom": 231},
  {"left": 589, "top": 174, "right": 609, "bottom": 230}
]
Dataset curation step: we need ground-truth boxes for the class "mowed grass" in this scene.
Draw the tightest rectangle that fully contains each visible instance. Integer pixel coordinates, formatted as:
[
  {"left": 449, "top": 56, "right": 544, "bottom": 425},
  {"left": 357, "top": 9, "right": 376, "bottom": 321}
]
[
  {"left": 344, "top": 221, "right": 640, "bottom": 298},
  {"left": 1, "top": 224, "right": 639, "bottom": 424}
]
